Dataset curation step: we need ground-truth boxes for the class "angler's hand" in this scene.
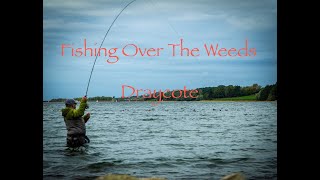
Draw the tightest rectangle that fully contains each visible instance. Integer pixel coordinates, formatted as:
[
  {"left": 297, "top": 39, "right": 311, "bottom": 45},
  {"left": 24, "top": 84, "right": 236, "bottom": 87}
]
[
  {"left": 84, "top": 113, "right": 90, "bottom": 123},
  {"left": 82, "top": 96, "right": 87, "bottom": 102},
  {"left": 84, "top": 113, "right": 90, "bottom": 119}
]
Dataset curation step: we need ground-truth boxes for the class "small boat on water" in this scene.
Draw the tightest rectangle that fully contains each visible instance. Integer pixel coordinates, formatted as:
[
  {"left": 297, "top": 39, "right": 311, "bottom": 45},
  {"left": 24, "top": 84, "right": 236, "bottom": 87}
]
[{"left": 96, "top": 100, "right": 98, "bottom": 102}]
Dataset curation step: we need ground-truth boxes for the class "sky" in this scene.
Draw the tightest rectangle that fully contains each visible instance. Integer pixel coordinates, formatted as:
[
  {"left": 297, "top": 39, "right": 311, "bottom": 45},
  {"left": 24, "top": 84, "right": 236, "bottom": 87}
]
[{"left": 43, "top": 0, "right": 277, "bottom": 100}]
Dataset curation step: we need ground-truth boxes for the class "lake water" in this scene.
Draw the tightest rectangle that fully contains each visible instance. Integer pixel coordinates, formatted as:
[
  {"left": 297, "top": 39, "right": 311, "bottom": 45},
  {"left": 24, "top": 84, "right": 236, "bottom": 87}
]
[{"left": 43, "top": 101, "right": 277, "bottom": 179}]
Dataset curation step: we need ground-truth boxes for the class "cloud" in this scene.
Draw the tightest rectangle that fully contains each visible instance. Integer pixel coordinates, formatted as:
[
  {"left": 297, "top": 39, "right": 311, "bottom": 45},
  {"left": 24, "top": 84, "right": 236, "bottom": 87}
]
[
  {"left": 44, "top": 0, "right": 122, "bottom": 16},
  {"left": 43, "top": 19, "right": 106, "bottom": 30},
  {"left": 226, "top": 14, "right": 276, "bottom": 30},
  {"left": 43, "top": 0, "right": 277, "bottom": 100},
  {"left": 168, "top": 12, "right": 219, "bottom": 21}
]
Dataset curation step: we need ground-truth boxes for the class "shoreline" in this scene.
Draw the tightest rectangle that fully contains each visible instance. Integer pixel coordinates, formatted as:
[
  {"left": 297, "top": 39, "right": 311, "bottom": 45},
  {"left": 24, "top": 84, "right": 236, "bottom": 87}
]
[
  {"left": 199, "top": 100, "right": 276, "bottom": 102},
  {"left": 44, "top": 100, "right": 276, "bottom": 103}
]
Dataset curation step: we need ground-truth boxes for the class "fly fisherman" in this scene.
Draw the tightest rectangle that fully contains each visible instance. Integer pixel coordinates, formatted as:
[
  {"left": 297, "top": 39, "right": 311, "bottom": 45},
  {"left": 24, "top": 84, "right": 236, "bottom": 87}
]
[
  {"left": 61, "top": 96, "right": 90, "bottom": 147},
  {"left": 61, "top": 0, "right": 135, "bottom": 147}
]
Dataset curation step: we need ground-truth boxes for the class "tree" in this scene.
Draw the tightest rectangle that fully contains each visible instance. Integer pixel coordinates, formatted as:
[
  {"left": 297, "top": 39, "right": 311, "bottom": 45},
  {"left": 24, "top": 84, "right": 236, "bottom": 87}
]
[
  {"left": 213, "top": 85, "right": 225, "bottom": 98},
  {"left": 256, "top": 84, "right": 277, "bottom": 101},
  {"left": 225, "top": 85, "right": 235, "bottom": 97},
  {"left": 267, "top": 83, "right": 277, "bottom": 101}
]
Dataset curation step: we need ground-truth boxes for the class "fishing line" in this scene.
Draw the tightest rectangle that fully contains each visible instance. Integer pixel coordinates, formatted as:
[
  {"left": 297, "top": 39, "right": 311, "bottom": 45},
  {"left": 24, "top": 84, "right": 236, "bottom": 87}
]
[
  {"left": 149, "top": 0, "right": 202, "bottom": 64},
  {"left": 148, "top": 0, "right": 182, "bottom": 38},
  {"left": 85, "top": 0, "right": 137, "bottom": 97}
]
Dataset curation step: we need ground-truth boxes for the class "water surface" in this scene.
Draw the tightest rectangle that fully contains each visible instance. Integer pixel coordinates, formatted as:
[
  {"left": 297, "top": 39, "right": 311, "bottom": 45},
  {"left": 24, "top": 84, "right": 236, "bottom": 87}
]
[{"left": 43, "top": 101, "right": 277, "bottom": 179}]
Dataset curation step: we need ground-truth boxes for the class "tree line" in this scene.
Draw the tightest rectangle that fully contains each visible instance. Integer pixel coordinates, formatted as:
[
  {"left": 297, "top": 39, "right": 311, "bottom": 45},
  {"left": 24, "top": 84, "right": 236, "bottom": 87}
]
[
  {"left": 49, "top": 96, "right": 114, "bottom": 102},
  {"left": 197, "top": 83, "right": 276, "bottom": 101},
  {"left": 197, "top": 84, "right": 261, "bottom": 100},
  {"left": 142, "top": 83, "right": 277, "bottom": 101},
  {"left": 48, "top": 83, "right": 277, "bottom": 102}
]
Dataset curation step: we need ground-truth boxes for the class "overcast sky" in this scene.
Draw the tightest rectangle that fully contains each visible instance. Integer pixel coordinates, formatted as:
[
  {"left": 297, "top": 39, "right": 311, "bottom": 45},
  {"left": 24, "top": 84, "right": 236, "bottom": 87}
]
[{"left": 43, "top": 0, "right": 277, "bottom": 100}]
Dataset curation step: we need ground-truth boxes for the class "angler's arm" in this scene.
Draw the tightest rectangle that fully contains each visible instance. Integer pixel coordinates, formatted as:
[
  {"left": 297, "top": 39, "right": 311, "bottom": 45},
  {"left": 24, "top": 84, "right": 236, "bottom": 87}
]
[{"left": 73, "top": 97, "right": 87, "bottom": 118}]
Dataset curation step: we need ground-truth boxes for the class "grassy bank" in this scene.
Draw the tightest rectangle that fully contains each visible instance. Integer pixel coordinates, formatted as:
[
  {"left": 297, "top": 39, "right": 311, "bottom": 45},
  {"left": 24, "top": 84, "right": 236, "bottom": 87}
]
[{"left": 201, "top": 94, "right": 257, "bottom": 101}]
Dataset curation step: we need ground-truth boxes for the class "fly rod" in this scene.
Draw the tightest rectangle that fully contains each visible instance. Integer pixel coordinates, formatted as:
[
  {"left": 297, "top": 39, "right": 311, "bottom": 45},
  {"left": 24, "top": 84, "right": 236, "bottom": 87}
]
[{"left": 85, "top": 0, "right": 137, "bottom": 97}]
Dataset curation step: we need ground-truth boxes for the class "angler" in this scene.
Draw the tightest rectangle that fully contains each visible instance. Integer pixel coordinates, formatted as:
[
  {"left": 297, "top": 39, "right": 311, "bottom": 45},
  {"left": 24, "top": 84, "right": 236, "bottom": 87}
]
[
  {"left": 61, "top": 97, "right": 90, "bottom": 147},
  {"left": 62, "top": 0, "right": 137, "bottom": 148}
]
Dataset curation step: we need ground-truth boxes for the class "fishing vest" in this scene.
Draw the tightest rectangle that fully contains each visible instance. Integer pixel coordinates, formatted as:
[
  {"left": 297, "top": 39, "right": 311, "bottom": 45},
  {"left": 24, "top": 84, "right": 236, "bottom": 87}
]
[{"left": 64, "top": 116, "right": 86, "bottom": 136}]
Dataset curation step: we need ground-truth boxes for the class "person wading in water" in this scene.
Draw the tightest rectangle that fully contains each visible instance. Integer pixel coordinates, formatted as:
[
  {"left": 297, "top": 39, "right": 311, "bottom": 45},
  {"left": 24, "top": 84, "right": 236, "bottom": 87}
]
[{"left": 61, "top": 96, "right": 90, "bottom": 147}]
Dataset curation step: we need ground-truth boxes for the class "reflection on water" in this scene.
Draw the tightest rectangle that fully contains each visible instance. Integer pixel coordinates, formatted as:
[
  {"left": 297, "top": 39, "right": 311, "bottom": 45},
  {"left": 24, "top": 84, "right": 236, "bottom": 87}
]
[{"left": 43, "top": 101, "right": 277, "bottom": 179}]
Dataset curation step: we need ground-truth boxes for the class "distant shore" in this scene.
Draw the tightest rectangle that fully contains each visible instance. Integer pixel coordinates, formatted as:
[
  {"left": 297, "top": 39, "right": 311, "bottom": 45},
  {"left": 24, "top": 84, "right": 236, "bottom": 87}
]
[
  {"left": 199, "top": 100, "right": 276, "bottom": 102},
  {"left": 44, "top": 94, "right": 277, "bottom": 103}
]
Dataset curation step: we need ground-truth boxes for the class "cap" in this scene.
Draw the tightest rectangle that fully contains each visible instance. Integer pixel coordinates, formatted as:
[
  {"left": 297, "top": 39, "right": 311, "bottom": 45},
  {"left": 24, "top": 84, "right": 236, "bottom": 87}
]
[{"left": 65, "top": 99, "right": 77, "bottom": 105}]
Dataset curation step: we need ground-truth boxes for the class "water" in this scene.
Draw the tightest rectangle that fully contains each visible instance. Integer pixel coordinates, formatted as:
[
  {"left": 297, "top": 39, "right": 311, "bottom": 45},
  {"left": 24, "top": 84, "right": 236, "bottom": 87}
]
[{"left": 43, "top": 101, "right": 277, "bottom": 179}]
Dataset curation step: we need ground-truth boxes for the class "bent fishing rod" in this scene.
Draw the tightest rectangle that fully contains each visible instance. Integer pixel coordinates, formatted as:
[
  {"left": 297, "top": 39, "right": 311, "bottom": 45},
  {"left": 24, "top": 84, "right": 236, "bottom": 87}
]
[{"left": 84, "top": 0, "right": 137, "bottom": 99}]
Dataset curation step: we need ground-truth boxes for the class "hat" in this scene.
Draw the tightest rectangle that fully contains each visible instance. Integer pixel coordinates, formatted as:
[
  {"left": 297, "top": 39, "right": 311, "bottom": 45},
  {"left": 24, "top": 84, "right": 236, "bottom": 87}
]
[{"left": 65, "top": 99, "right": 77, "bottom": 105}]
